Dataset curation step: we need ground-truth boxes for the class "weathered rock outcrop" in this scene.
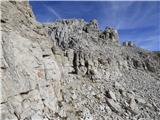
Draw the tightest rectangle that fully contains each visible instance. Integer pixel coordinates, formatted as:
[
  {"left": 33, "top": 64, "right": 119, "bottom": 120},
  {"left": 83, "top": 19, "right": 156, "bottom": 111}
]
[
  {"left": 123, "top": 41, "right": 135, "bottom": 47},
  {"left": 1, "top": 1, "right": 160, "bottom": 120}
]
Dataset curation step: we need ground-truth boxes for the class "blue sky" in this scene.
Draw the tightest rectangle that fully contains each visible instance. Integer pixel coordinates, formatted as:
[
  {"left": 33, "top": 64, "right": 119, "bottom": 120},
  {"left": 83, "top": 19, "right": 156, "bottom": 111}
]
[{"left": 29, "top": 1, "right": 160, "bottom": 51}]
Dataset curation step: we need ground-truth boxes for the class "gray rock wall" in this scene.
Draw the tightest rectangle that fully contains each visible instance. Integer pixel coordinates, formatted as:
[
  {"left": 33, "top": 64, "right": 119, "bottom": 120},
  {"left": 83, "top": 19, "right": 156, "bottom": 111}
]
[{"left": 1, "top": 1, "right": 160, "bottom": 120}]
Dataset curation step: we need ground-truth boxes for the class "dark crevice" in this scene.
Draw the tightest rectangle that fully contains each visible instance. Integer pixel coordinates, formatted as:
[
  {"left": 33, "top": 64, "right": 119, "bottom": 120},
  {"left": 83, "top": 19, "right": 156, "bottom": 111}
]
[
  {"left": 58, "top": 101, "right": 63, "bottom": 108},
  {"left": 1, "top": 66, "right": 7, "bottom": 69},
  {"left": 1, "top": 101, "right": 7, "bottom": 104},
  {"left": 51, "top": 46, "right": 56, "bottom": 54},
  {"left": 14, "top": 111, "right": 20, "bottom": 120},
  {"left": 132, "top": 59, "right": 139, "bottom": 69},
  {"left": 78, "top": 52, "right": 81, "bottom": 67},
  {"left": 72, "top": 52, "right": 78, "bottom": 74},
  {"left": 1, "top": 19, "right": 6, "bottom": 23},
  {"left": 19, "top": 90, "right": 31, "bottom": 95},
  {"left": 42, "top": 54, "right": 50, "bottom": 58},
  {"left": 109, "top": 33, "right": 112, "bottom": 39},
  {"left": 105, "top": 90, "right": 112, "bottom": 99},
  {"left": 85, "top": 60, "right": 89, "bottom": 74},
  {"left": 68, "top": 40, "right": 75, "bottom": 48}
]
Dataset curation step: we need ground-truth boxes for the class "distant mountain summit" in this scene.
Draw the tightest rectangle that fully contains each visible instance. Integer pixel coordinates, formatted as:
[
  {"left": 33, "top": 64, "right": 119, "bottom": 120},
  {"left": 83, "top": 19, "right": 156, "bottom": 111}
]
[{"left": 1, "top": 1, "right": 160, "bottom": 120}]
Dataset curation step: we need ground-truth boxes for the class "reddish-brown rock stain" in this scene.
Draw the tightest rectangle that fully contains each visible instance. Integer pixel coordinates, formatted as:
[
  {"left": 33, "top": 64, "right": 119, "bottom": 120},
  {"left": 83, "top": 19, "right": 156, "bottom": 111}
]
[{"left": 37, "top": 69, "right": 44, "bottom": 79}]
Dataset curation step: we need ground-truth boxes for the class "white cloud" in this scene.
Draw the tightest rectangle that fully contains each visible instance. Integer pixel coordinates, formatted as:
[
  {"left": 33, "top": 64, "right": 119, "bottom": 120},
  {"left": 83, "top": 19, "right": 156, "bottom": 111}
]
[
  {"left": 44, "top": 5, "right": 61, "bottom": 19},
  {"left": 102, "top": 2, "right": 159, "bottom": 30},
  {"left": 136, "top": 34, "right": 160, "bottom": 51}
]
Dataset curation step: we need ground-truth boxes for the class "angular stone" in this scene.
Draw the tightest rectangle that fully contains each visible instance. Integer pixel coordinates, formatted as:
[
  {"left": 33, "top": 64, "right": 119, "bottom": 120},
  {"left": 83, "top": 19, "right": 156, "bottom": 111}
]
[
  {"left": 129, "top": 98, "right": 139, "bottom": 114},
  {"left": 135, "top": 97, "right": 146, "bottom": 104},
  {"left": 106, "top": 90, "right": 117, "bottom": 101},
  {"left": 106, "top": 98, "right": 121, "bottom": 113}
]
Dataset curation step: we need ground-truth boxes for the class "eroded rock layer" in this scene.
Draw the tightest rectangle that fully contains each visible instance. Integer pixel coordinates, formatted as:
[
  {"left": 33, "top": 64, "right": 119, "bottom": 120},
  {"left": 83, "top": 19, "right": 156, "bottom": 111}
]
[{"left": 1, "top": 1, "right": 160, "bottom": 120}]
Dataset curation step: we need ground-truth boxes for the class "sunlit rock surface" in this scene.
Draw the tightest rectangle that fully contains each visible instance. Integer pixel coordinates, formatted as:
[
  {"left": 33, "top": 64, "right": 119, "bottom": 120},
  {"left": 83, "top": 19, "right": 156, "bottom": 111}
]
[{"left": 1, "top": 1, "right": 160, "bottom": 120}]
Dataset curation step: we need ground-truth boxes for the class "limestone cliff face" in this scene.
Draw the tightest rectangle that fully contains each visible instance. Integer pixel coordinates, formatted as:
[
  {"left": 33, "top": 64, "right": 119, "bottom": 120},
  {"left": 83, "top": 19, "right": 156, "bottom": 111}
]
[{"left": 1, "top": 1, "right": 160, "bottom": 120}]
